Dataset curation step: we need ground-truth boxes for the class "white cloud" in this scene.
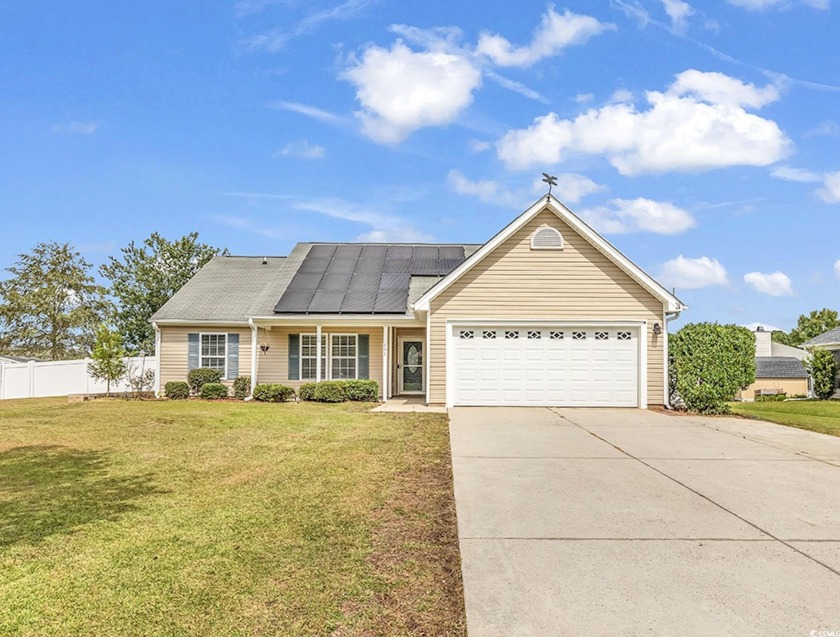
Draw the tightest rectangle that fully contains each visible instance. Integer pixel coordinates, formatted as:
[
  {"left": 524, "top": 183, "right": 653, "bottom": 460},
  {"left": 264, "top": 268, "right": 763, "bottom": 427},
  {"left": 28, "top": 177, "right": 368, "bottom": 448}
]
[
  {"left": 744, "top": 271, "right": 795, "bottom": 296},
  {"left": 468, "top": 139, "right": 492, "bottom": 153},
  {"left": 742, "top": 321, "right": 783, "bottom": 332},
  {"left": 475, "top": 8, "right": 613, "bottom": 68},
  {"left": 804, "top": 120, "right": 840, "bottom": 138},
  {"left": 835, "top": 259, "right": 840, "bottom": 280},
  {"left": 771, "top": 166, "right": 822, "bottom": 182},
  {"left": 51, "top": 121, "right": 98, "bottom": 134},
  {"left": 658, "top": 256, "right": 729, "bottom": 289},
  {"left": 574, "top": 92, "right": 595, "bottom": 104},
  {"left": 342, "top": 41, "right": 482, "bottom": 143},
  {"left": 276, "top": 140, "right": 325, "bottom": 160},
  {"left": 727, "top": 0, "right": 828, "bottom": 9},
  {"left": 241, "top": 0, "right": 379, "bottom": 51},
  {"left": 580, "top": 198, "right": 696, "bottom": 234},
  {"left": 293, "top": 197, "right": 435, "bottom": 242},
  {"left": 485, "top": 70, "right": 547, "bottom": 102},
  {"left": 447, "top": 170, "right": 520, "bottom": 207},
  {"left": 497, "top": 69, "right": 790, "bottom": 175},
  {"left": 270, "top": 100, "right": 345, "bottom": 124},
  {"left": 536, "top": 173, "right": 605, "bottom": 203},
  {"left": 817, "top": 171, "right": 840, "bottom": 203},
  {"left": 661, "top": 0, "right": 694, "bottom": 33}
]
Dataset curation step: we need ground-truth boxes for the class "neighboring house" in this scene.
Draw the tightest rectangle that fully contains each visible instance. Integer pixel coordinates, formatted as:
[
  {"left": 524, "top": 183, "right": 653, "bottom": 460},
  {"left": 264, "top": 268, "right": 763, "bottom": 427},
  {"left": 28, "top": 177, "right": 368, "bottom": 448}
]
[
  {"left": 0, "top": 355, "right": 42, "bottom": 364},
  {"left": 736, "top": 327, "right": 810, "bottom": 400},
  {"left": 802, "top": 326, "right": 840, "bottom": 396},
  {"left": 150, "top": 196, "right": 686, "bottom": 408}
]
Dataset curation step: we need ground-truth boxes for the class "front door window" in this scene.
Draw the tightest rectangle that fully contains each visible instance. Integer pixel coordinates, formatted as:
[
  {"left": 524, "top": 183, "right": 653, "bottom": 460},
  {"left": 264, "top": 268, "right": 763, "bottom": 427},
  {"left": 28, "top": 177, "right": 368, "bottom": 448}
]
[{"left": 402, "top": 341, "right": 423, "bottom": 393}]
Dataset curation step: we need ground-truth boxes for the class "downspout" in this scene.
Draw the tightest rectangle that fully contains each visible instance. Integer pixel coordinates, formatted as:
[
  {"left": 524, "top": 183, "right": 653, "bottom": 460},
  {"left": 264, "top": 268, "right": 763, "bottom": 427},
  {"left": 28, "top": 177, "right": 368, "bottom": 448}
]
[
  {"left": 249, "top": 319, "right": 258, "bottom": 398},
  {"left": 663, "top": 309, "right": 683, "bottom": 410},
  {"left": 152, "top": 322, "right": 161, "bottom": 398}
]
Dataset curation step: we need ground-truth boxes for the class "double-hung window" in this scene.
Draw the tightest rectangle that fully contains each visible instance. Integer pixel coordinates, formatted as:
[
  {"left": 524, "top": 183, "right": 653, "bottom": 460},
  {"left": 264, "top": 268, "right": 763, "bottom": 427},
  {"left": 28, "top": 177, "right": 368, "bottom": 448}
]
[
  {"left": 300, "top": 334, "right": 327, "bottom": 381},
  {"left": 330, "top": 334, "right": 357, "bottom": 380},
  {"left": 201, "top": 334, "right": 227, "bottom": 375}
]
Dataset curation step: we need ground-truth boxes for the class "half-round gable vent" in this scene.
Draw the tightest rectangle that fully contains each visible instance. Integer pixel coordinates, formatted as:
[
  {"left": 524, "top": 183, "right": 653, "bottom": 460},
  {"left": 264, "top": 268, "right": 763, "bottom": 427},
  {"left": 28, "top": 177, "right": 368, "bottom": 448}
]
[{"left": 530, "top": 225, "right": 564, "bottom": 250}]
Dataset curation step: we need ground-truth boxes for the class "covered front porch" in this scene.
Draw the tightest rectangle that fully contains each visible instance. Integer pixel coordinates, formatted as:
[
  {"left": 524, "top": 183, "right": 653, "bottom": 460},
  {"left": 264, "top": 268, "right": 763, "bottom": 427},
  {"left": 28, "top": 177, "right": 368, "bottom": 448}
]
[{"left": 248, "top": 317, "right": 429, "bottom": 403}]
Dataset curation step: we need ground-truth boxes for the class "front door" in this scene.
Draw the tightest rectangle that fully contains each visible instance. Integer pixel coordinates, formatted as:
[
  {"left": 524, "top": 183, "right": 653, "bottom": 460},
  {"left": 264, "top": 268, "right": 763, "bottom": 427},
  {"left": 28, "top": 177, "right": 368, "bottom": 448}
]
[{"left": 400, "top": 339, "right": 424, "bottom": 394}]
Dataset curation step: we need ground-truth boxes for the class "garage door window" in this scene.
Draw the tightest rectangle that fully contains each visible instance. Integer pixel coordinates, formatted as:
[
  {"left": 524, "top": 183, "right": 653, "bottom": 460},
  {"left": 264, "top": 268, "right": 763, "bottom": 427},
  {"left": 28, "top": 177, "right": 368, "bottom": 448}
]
[
  {"left": 482, "top": 330, "right": 496, "bottom": 339},
  {"left": 459, "top": 330, "right": 474, "bottom": 339},
  {"left": 595, "top": 331, "right": 608, "bottom": 341},
  {"left": 505, "top": 330, "right": 519, "bottom": 339},
  {"left": 527, "top": 330, "right": 541, "bottom": 339},
  {"left": 550, "top": 331, "right": 564, "bottom": 340},
  {"left": 572, "top": 331, "right": 586, "bottom": 340},
  {"left": 618, "top": 331, "right": 632, "bottom": 341}
]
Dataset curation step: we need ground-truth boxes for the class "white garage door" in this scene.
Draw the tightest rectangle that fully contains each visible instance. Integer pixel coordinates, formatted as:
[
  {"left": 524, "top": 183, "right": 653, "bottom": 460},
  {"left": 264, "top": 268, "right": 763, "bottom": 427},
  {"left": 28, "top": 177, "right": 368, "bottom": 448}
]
[{"left": 451, "top": 325, "right": 639, "bottom": 407}]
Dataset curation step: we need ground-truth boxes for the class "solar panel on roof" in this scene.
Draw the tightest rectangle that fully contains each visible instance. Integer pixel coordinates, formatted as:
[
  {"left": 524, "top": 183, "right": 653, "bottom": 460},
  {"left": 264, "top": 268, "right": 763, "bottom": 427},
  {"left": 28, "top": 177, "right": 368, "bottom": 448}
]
[
  {"left": 308, "top": 289, "right": 346, "bottom": 313},
  {"left": 274, "top": 244, "right": 470, "bottom": 314}
]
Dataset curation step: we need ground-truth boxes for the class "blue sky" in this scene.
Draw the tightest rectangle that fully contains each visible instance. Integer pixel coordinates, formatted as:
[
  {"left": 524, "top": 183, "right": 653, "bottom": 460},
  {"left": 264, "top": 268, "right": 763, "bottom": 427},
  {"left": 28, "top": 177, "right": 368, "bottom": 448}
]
[{"left": 1, "top": 0, "right": 838, "bottom": 331}]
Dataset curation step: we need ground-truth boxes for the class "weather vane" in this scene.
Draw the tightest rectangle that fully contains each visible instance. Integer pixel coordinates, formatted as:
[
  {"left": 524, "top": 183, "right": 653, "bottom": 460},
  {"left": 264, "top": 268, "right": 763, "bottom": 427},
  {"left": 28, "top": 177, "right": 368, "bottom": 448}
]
[{"left": 542, "top": 172, "right": 558, "bottom": 198}]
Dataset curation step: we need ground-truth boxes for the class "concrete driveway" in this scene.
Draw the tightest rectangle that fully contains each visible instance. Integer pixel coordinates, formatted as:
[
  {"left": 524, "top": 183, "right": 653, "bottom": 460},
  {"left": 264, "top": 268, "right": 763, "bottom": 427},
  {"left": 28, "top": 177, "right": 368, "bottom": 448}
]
[{"left": 450, "top": 407, "right": 840, "bottom": 636}]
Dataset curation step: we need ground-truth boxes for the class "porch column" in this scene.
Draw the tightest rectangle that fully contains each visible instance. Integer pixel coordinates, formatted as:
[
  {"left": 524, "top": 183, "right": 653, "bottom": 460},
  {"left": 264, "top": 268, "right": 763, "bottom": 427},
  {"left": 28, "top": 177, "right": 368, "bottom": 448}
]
[
  {"left": 382, "top": 326, "right": 388, "bottom": 401},
  {"left": 249, "top": 320, "right": 258, "bottom": 395},
  {"left": 316, "top": 324, "right": 322, "bottom": 382}
]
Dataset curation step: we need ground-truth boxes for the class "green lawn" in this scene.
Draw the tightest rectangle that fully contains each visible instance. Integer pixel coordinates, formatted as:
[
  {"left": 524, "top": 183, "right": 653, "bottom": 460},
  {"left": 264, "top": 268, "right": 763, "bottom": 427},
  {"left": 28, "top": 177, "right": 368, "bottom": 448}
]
[
  {"left": 730, "top": 399, "right": 840, "bottom": 436},
  {"left": 0, "top": 398, "right": 465, "bottom": 636}
]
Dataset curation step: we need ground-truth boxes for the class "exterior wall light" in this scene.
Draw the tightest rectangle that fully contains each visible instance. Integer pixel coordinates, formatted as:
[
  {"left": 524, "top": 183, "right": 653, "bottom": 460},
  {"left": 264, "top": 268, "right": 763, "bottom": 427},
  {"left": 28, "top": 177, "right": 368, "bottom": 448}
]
[{"left": 653, "top": 323, "right": 662, "bottom": 335}]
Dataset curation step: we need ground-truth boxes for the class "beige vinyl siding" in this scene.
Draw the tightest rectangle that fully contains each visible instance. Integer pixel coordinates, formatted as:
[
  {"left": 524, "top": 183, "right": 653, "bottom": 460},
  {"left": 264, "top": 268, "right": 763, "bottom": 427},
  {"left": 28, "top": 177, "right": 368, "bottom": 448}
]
[
  {"left": 158, "top": 326, "right": 252, "bottom": 391},
  {"left": 255, "top": 326, "right": 384, "bottom": 396},
  {"left": 737, "top": 377, "right": 809, "bottom": 400},
  {"left": 428, "top": 208, "right": 667, "bottom": 406}
]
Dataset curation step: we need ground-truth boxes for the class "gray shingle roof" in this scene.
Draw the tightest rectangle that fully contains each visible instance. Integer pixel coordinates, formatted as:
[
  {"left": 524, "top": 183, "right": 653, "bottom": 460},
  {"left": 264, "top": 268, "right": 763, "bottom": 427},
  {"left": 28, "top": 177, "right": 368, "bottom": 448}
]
[
  {"left": 755, "top": 357, "right": 809, "bottom": 379},
  {"left": 802, "top": 326, "right": 840, "bottom": 348},
  {"left": 150, "top": 256, "right": 288, "bottom": 322}
]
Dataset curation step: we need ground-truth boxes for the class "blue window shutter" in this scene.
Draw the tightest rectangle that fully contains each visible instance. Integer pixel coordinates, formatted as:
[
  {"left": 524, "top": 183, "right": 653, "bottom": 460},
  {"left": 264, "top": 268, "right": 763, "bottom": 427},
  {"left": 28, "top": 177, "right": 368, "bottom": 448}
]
[
  {"left": 227, "top": 333, "right": 239, "bottom": 380},
  {"left": 288, "top": 334, "right": 300, "bottom": 381},
  {"left": 357, "top": 334, "right": 369, "bottom": 379},
  {"left": 188, "top": 333, "right": 200, "bottom": 371}
]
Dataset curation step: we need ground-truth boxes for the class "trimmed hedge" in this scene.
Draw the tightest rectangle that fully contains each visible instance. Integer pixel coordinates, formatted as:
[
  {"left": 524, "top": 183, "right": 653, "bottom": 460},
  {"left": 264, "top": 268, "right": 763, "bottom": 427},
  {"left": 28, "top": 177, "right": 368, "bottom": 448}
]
[
  {"left": 755, "top": 393, "right": 786, "bottom": 402},
  {"left": 164, "top": 381, "right": 190, "bottom": 400},
  {"left": 342, "top": 379, "right": 379, "bottom": 401},
  {"left": 313, "top": 381, "right": 347, "bottom": 403},
  {"left": 233, "top": 376, "right": 251, "bottom": 400},
  {"left": 252, "top": 383, "right": 295, "bottom": 403},
  {"left": 299, "top": 379, "right": 380, "bottom": 403},
  {"left": 199, "top": 382, "right": 229, "bottom": 400},
  {"left": 298, "top": 383, "right": 317, "bottom": 401},
  {"left": 188, "top": 368, "right": 222, "bottom": 394}
]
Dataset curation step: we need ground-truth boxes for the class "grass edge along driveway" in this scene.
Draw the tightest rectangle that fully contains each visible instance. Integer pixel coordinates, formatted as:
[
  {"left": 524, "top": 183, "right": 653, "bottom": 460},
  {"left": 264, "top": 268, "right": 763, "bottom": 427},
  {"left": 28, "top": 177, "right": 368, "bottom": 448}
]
[
  {"left": 0, "top": 398, "right": 465, "bottom": 636},
  {"left": 730, "top": 399, "right": 840, "bottom": 437}
]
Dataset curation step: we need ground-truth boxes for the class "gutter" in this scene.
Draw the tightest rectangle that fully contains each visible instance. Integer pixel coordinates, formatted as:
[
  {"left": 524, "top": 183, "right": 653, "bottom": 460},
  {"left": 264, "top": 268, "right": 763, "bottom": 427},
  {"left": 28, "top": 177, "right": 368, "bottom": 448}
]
[{"left": 663, "top": 309, "right": 684, "bottom": 410}]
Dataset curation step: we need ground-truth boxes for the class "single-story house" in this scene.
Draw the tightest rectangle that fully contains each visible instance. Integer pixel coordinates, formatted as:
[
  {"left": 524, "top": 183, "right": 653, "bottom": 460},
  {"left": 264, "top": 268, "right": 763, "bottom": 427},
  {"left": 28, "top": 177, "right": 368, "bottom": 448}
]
[
  {"left": 150, "top": 196, "right": 686, "bottom": 408},
  {"left": 802, "top": 326, "right": 840, "bottom": 396},
  {"left": 736, "top": 326, "right": 810, "bottom": 400}
]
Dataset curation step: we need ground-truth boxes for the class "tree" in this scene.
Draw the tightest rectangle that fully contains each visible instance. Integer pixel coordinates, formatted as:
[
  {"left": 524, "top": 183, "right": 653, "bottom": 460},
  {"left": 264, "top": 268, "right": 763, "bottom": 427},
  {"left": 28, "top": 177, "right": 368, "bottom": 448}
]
[
  {"left": 0, "top": 242, "right": 111, "bottom": 360},
  {"left": 670, "top": 323, "right": 755, "bottom": 414},
  {"left": 771, "top": 330, "right": 796, "bottom": 346},
  {"left": 88, "top": 325, "right": 127, "bottom": 396},
  {"left": 100, "top": 233, "right": 225, "bottom": 354},
  {"left": 773, "top": 308, "right": 840, "bottom": 347},
  {"left": 806, "top": 347, "right": 838, "bottom": 400}
]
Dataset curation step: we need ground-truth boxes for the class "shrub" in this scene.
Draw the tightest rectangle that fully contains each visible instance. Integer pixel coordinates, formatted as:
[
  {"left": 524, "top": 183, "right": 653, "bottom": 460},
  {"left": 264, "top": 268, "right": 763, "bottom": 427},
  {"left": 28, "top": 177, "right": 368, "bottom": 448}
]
[
  {"left": 342, "top": 379, "right": 379, "bottom": 401},
  {"left": 313, "top": 380, "right": 347, "bottom": 403},
  {"left": 755, "top": 393, "right": 786, "bottom": 402},
  {"left": 298, "top": 382, "right": 317, "bottom": 401},
  {"left": 200, "top": 382, "right": 229, "bottom": 400},
  {"left": 232, "top": 376, "right": 251, "bottom": 400},
  {"left": 670, "top": 323, "right": 755, "bottom": 414},
  {"left": 188, "top": 368, "right": 222, "bottom": 394},
  {"left": 252, "top": 383, "right": 295, "bottom": 403},
  {"left": 807, "top": 347, "right": 839, "bottom": 400},
  {"left": 165, "top": 381, "right": 190, "bottom": 400}
]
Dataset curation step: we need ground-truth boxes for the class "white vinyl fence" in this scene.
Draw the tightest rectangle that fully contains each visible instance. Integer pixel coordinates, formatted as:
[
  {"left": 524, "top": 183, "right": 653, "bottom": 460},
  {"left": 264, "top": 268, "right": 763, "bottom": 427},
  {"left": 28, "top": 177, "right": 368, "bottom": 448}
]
[{"left": 0, "top": 356, "right": 156, "bottom": 400}]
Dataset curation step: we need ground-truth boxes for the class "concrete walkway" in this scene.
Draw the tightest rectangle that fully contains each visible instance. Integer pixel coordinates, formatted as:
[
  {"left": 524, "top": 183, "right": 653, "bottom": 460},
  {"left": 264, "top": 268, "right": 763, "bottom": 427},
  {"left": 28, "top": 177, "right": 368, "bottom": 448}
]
[{"left": 450, "top": 407, "right": 840, "bottom": 636}]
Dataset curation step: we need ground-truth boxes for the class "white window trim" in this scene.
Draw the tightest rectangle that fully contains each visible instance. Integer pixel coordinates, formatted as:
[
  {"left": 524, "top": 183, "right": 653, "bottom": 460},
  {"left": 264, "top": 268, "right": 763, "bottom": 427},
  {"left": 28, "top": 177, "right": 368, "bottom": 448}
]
[
  {"left": 329, "top": 333, "right": 359, "bottom": 381},
  {"left": 298, "top": 332, "right": 360, "bottom": 381},
  {"left": 199, "top": 332, "right": 228, "bottom": 380},
  {"left": 300, "top": 333, "right": 327, "bottom": 381}
]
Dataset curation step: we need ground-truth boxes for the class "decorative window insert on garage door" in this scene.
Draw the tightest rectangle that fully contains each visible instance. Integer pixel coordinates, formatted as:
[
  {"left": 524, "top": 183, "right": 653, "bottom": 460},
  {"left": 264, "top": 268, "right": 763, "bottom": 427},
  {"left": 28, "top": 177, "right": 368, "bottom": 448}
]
[{"left": 446, "top": 321, "right": 647, "bottom": 408}]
